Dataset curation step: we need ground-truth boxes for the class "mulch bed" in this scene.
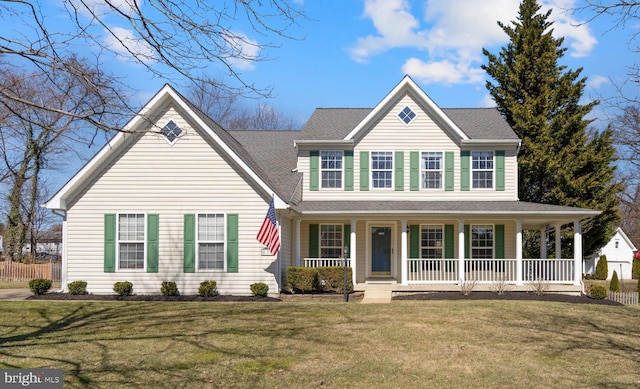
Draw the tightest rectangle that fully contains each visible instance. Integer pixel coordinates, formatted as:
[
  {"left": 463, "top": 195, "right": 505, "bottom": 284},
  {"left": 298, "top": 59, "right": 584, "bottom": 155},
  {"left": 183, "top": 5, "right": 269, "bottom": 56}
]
[
  {"left": 393, "top": 291, "right": 624, "bottom": 305},
  {"left": 28, "top": 293, "right": 280, "bottom": 302}
]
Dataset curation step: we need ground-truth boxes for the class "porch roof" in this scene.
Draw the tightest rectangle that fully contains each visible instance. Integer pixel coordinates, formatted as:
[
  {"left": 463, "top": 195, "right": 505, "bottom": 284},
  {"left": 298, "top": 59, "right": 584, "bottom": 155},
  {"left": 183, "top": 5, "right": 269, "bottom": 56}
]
[{"left": 291, "top": 200, "right": 600, "bottom": 228}]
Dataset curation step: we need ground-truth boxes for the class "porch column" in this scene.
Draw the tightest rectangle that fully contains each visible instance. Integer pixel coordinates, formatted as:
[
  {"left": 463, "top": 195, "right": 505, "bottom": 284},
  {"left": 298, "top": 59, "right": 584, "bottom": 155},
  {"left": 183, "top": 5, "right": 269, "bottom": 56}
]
[
  {"left": 539, "top": 228, "right": 547, "bottom": 259},
  {"left": 554, "top": 223, "right": 562, "bottom": 259},
  {"left": 574, "top": 220, "right": 582, "bottom": 286},
  {"left": 350, "top": 219, "right": 357, "bottom": 286},
  {"left": 516, "top": 221, "right": 523, "bottom": 286},
  {"left": 295, "top": 219, "right": 301, "bottom": 267},
  {"left": 401, "top": 220, "right": 408, "bottom": 285},
  {"left": 458, "top": 220, "right": 465, "bottom": 282}
]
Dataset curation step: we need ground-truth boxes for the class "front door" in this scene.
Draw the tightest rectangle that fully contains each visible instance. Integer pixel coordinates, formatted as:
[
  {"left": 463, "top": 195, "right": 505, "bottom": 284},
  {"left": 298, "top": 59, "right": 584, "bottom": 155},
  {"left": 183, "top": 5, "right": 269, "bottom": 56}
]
[{"left": 371, "top": 226, "right": 392, "bottom": 276}]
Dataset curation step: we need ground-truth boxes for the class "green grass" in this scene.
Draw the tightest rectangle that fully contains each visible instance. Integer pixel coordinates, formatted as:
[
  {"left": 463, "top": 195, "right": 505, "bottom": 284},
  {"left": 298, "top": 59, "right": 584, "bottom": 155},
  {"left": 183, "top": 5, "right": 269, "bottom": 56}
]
[{"left": 0, "top": 300, "right": 638, "bottom": 388}]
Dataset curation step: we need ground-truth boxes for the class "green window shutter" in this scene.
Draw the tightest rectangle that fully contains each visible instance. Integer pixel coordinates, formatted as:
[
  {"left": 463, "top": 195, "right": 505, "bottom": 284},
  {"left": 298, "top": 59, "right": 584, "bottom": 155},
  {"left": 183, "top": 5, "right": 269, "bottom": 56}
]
[
  {"left": 183, "top": 214, "right": 195, "bottom": 273},
  {"left": 464, "top": 224, "right": 470, "bottom": 259},
  {"left": 410, "top": 151, "right": 420, "bottom": 191},
  {"left": 444, "top": 224, "right": 454, "bottom": 259},
  {"left": 461, "top": 151, "right": 470, "bottom": 191},
  {"left": 495, "top": 224, "right": 505, "bottom": 259},
  {"left": 360, "top": 151, "right": 369, "bottom": 191},
  {"left": 445, "top": 152, "right": 454, "bottom": 191},
  {"left": 394, "top": 151, "right": 404, "bottom": 191},
  {"left": 409, "top": 225, "right": 420, "bottom": 259},
  {"left": 344, "top": 150, "right": 354, "bottom": 191},
  {"left": 495, "top": 150, "right": 505, "bottom": 191},
  {"left": 227, "top": 214, "right": 239, "bottom": 273},
  {"left": 343, "top": 224, "right": 351, "bottom": 258},
  {"left": 309, "top": 224, "right": 319, "bottom": 258},
  {"left": 104, "top": 214, "right": 116, "bottom": 273},
  {"left": 310, "top": 150, "right": 319, "bottom": 191},
  {"left": 146, "top": 214, "right": 159, "bottom": 273}
]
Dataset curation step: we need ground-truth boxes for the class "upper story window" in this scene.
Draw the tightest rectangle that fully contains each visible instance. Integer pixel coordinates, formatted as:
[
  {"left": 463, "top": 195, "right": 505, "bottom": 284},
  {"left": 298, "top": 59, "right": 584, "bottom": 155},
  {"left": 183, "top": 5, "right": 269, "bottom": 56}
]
[
  {"left": 472, "top": 151, "right": 494, "bottom": 189},
  {"left": 197, "top": 213, "right": 225, "bottom": 270},
  {"left": 471, "top": 224, "right": 493, "bottom": 259},
  {"left": 118, "top": 213, "right": 145, "bottom": 270},
  {"left": 161, "top": 120, "right": 184, "bottom": 143},
  {"left": 421, "top": 151, "right": 443, "bottom": 189},
  {"left": 320, "top": 224, "right": 343, "bottom": 258},
  {"left": 421, "top": 225, "right": 443, "bottom": 259},
  {"left": 320, "top": 151, "right": 343, "bottom": 189},
  {"left": 371, "top": 151, "right": 393, "bottom": 189},
  {"left": 398, "top": 106, "right": 416, "bottom": 125}
]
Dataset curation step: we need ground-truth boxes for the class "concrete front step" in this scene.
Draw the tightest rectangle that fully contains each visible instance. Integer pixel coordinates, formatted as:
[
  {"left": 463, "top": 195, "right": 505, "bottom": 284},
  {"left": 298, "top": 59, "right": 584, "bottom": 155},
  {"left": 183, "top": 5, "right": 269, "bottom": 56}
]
[{"left": 360, "top": 289, "right": 393, "bottom": 304}]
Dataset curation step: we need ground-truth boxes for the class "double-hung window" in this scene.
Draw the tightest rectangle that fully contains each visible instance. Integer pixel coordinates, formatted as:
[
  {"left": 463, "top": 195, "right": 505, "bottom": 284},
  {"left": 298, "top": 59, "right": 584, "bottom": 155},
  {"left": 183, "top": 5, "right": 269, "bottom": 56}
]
[
  {"left": 471, "top": 225, "right": 493, "bottom": 259},
  {"left": 421, "top": 225, "right": 443, "bottom": 259},
  {"left": 320, "top": 224, "right": 343, "bottom": 258},
  {"left": 197, "top": 213, "right": 225, "bottom": 270},
  {"left": 320, "top": 151, "right": 343, "bottom": 189},
  {"left": 421, "top": 152, "right": 443, "bottom": 189},
  {"left": 472, "top": 151, "right": 494, "bottom": 189},
  {"left": 371, "top": 151, "right": 393, "bottom": 189},
  {"left": 118, "top": 213, "right": 145, "bottom": 270}
]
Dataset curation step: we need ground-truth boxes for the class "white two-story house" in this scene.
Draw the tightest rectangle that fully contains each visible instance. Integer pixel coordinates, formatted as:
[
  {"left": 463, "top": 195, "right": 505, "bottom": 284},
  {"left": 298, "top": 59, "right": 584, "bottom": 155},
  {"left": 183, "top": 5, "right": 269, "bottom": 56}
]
[{"left": 46, "top": 76, "right": 599, "bottom": 296}]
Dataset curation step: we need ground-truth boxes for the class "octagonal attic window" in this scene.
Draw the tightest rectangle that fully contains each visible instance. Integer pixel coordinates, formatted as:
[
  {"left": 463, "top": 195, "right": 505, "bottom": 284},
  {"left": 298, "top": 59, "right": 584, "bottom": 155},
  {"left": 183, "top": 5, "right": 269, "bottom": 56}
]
[
  {"left": 398, "top": 106, "right": 416, "bottom": 125},
  {"left": 161, "top": 120, "right": 183, "bottom": 143}
]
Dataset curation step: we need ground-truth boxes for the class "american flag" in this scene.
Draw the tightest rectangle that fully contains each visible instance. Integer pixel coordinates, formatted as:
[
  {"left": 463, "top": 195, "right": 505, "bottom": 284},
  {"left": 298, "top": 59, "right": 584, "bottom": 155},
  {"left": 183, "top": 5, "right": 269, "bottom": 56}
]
[{"left": 257, "top": 199, "right": 280, "bottom": 255}]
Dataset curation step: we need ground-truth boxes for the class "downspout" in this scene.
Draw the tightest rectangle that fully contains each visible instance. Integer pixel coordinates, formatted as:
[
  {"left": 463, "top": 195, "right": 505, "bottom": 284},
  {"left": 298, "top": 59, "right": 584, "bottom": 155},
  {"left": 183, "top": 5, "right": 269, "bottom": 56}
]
[{"left": 51, "top": 209, "right": 67, "bottom": 293}]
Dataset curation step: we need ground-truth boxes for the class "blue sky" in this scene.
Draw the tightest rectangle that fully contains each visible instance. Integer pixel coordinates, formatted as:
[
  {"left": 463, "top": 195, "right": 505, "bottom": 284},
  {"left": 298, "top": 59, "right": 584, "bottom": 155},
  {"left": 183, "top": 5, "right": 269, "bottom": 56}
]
[{"left": 22, "top": 0, "right": 639, "bottom": 181}]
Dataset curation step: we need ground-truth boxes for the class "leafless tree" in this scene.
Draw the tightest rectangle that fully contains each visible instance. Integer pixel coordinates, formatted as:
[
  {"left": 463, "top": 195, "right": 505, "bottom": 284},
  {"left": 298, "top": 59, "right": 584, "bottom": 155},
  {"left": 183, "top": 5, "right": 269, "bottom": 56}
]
[{"left": 0, "top": 0, "right": 306, "bottom": 133}]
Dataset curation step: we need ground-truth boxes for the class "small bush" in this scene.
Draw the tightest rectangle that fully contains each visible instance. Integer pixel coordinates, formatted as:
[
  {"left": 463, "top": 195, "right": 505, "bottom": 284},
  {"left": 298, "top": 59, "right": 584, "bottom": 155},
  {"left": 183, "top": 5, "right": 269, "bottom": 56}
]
[
  {"left": 584, "top": 273, "right": 591, "bottom": 280},
  {"left": 113, "top": 281, "right": 133, "bottom": 297},
  {"left": 590, "top": 285, "right": 607, "bottom": 299},
  {"left": 29, "top": 278, "right": 52, "bottom": 295},
  {"left": 632, "top": 256, "right": 640, "bottom": 280},
  {"left": 198, "top": 280, "right": 217, "bottom": 297},
  {"left": 609, "top": 271, "right": 620, "bottom": 292},
  {"left": 67, "top": 281, "right": 88, "bottom": 295},
  {"left": 595, "top": 255, "right": 608, "bottom": 280},
  {"left": 161, "top": 281, "right": 178, "bottom": 296},
  {"left": 317, "top": 266, "right": 353, "bottom": 293},
  {"left": 250, "top": 282, "right": 269, "bottom": 297},
  {"left": 286, "top": 267, "right": 318, "bottom": 293}
]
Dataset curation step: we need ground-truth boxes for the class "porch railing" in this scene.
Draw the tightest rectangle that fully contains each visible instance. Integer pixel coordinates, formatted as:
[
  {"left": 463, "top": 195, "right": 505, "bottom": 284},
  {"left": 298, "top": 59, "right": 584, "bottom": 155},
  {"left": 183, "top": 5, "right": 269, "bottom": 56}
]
[
  {"left": 407, "top": 258, "right": 575, "bottom": 284},
  {"left": 303, "top": 258, "right": 351, "bottom": 268}
]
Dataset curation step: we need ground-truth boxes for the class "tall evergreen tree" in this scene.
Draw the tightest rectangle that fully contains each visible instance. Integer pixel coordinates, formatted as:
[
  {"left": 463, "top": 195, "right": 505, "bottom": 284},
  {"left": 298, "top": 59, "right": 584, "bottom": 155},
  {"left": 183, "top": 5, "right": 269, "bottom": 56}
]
[{"left": 482, "top": 0, "right": 622, "bottom": 257}]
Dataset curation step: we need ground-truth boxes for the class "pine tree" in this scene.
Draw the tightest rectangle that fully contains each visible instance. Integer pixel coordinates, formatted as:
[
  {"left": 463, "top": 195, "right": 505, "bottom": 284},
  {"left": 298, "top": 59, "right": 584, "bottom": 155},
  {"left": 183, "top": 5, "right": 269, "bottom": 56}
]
[
  {"left": 482, "top": 0, "right": 622, "bottom": 257},
  {"left": 595, "top": 255, "right": 608, "bottom": 281},
  {"left": 610, "top": 270, "right": 620, "bottom": 292}
]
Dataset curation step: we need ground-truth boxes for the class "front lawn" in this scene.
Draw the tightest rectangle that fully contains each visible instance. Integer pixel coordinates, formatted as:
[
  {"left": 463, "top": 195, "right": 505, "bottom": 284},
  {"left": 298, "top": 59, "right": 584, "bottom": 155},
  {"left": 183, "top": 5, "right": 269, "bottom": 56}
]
[{"left": 0, "top": 300, "right": 638, "bottom": 388}]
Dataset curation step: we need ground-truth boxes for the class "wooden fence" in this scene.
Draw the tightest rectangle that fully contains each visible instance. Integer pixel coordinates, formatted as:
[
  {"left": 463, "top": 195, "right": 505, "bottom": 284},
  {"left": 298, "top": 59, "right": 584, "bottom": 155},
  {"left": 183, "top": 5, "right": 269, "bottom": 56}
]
[
  {"left": 0, "top": 261, "right": 61, "bottom": 282},
  {"left": 607, "top": 291, "right": 639, "bottom": 305}
]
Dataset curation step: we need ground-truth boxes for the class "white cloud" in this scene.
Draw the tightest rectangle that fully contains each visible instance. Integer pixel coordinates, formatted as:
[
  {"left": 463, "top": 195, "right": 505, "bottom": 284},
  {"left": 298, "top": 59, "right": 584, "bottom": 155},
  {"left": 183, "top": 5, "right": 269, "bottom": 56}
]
[
  {"left": 351, "top": 0, "right": 597, "bottom": 85},
  {"left": 480, "top": 93, "right": 496, "bottom": 108},
  {"left": 104, "top": 26, "right": 156, "bottom": 63},
  {"left": 223, "top": 32, "right": 260, "bottom": 71},
  {"left": 588, "top": 75, "right": 609, "bottom": 89}
]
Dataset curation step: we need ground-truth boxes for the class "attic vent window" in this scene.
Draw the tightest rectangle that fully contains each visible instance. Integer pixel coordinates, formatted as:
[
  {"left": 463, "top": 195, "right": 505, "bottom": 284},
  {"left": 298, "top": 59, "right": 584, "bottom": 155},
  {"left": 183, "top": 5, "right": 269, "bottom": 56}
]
[
  {"left": 161, "top": 120, "right": 183, "bottom": 142},
  {"left": 398, "top": 106, "right": 416, "bottom": 125}
]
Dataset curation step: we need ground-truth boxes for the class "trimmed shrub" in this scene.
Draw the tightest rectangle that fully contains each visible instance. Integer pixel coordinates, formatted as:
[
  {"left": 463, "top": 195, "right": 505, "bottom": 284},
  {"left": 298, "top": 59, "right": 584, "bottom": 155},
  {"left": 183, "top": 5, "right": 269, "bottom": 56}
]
[
  {"left": 595, "top": 255, "right": 608, "bottom": 280},
  {"left": 198, "top": 280, "right": 217, "bottom": 297},
  {"left": 317, "top": 266, "right": 353, "bottom": 293},
  {"left": 286, "top": 267, "right": 318, "bottom": 293},
  {"left": 67, "top": 281, "right": 88, "bottom": 295},
  {"left": 29, "top": 278, "right": 52, "bottom": 295},
  {"left": 590, "top": 285, "right": 607, "bottom": 299},
  {"left": 609, "top": 271, "right": 620, "bottom": 292},
  {"left": 250, "top": 282, "right": 269, "bottom": 297},
  {"left": 161, "top": 281, "right": 178, "bottom": 296},
  {"left": 632, "top": 255, "right": 640, "bottom": 280},
  {"left": 584, "top": 273, "right": 591, "bottom": 280},
  {"left": 113, "top": 281, "right": 133, "bottom": 297}
]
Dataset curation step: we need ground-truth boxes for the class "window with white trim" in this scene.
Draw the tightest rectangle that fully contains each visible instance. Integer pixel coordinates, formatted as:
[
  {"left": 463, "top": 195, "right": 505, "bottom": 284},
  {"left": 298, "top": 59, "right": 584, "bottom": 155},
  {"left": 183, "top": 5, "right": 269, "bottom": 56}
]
[
  {"left": 320, "top": 224, "right": 343, "bottom": 258},
  {"left": 471, "top": 224, "right": 493, "bottom": 259},
  {"left": 161, "top": 120, "right": 184, "bottom": 143},
  {"left": 320, "top": 151, "right": 343, "bottom": 189},
  {"left": 197, "top": 213, "right": 225, "bottom": 270},
  {"left": 118, "top": 213, "right": 145, "bottom": 270},
  {"left": 371, "top": 151, "right": 393, "bottom": 189},
  {"left": 398, "top": 106, "right": 416, "bottom": 125},
  {"left": 472, "top": 151, "right": 494, "bottom": 189},
  {"left": 421, "top": 225, "right": 443, "bottom": 258},
  {"left": 421, "top": 151, "right": 443, "bottom": 189}
]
